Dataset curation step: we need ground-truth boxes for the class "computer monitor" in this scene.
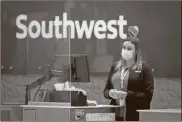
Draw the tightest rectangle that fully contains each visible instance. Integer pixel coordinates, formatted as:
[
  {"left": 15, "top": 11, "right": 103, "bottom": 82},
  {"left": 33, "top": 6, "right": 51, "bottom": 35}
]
[{"left": 53, "top": 54, "right": 90, "bottom": 83}]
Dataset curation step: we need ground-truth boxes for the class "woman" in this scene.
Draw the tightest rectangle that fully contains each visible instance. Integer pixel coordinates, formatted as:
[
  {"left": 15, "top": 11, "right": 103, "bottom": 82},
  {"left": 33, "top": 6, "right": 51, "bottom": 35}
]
[{"left": 103, "top": 37, "right": 154, "bottom": 121}]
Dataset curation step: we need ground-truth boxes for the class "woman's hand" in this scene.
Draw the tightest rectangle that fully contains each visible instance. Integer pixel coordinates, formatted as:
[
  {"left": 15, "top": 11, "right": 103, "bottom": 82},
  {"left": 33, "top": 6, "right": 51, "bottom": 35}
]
[
  {"left": 109, "top": 89, "right": 118, "bottom": 99},
  {"left": 109, "top": 89, "right": 127, "bottom": 100}
]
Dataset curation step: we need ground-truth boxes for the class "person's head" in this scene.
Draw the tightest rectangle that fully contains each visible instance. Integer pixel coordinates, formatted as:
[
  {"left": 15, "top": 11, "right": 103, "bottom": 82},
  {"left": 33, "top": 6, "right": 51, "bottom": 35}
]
[
  {"left": 121, "top": 37, "right": 140, "bottom": 62},
  {"left": 116, "top": 37, "right": 142, "bottom": 70}
]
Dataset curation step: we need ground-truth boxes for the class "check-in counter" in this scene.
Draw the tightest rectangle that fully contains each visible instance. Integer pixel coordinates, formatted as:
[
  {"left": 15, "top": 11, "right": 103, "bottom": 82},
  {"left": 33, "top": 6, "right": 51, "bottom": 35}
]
[
  {"left": 21, "top": 102, "right": 121, "bottom": 122},
  {"left": 137, "top": 109, "right": 181, "bottom": 121}
]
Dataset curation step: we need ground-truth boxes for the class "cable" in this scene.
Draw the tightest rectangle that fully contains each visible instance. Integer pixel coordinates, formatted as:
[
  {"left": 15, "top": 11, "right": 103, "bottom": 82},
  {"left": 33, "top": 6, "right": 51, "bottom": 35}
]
[
  {"left": 32, "top": 85, "right": 42, "bottom": 101},
  {"left": 41, "top": 89, "right": 49, "bottom": 102}
]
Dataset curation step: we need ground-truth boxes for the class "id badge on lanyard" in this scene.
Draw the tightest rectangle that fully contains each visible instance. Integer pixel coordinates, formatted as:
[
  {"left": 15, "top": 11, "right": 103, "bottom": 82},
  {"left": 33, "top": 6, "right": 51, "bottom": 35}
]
[
  {"left": 120, "top": 67, "right": 128, "bottom": 107},
  {"left": 120, "top": 67, "right": 129, "bottom": 89}
]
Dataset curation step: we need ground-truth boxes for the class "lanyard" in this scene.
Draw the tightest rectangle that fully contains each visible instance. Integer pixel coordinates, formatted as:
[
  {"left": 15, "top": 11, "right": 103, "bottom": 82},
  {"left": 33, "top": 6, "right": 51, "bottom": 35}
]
[
  {"left": 120, "top": 67, "right": 130, "bottom": 108},
  {"left": 120, "top": 63, "right": 135, "bottom": 89},
  {"left": 120, "top": 67, "right": 129, "bottom": 89}
]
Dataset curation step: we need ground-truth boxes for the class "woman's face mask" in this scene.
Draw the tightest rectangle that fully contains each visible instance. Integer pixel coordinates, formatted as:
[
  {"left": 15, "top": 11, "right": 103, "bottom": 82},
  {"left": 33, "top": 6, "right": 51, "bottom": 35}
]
[{"left": 121, "top": 41, "right": 135, "bottom": 60}]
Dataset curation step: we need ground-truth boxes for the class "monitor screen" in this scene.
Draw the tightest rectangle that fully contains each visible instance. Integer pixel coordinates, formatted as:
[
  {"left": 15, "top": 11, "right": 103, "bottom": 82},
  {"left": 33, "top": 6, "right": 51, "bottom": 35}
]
[
  {"left": 52, "top": 54, "right": 90, "bottom": 83},
  {"left": 70, "top": 55, "right": 90, "bottom": 83}
]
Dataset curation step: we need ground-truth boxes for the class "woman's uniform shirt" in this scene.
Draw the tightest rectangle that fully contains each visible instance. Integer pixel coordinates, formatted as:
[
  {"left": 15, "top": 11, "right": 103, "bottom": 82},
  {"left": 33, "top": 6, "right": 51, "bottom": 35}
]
[{"left": 103, "top": 61, "right": 154, "bottom": 121}]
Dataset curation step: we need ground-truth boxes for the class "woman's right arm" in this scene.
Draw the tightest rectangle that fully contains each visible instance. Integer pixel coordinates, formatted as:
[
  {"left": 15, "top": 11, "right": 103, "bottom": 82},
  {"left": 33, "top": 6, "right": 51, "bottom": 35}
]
[{"left": 103, "top": 64, "right": 115, "bottom": 99}]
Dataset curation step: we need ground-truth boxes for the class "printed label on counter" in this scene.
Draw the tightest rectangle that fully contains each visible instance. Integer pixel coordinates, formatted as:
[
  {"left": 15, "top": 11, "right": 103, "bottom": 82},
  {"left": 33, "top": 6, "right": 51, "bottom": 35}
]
[{"left": 86, "top": 113, "right": 115, "bottom": 121}]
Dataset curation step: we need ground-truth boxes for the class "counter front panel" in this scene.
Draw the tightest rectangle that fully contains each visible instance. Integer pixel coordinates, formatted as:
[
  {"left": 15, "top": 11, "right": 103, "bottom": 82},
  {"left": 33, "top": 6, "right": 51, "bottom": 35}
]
[{"left": 21, "top": 104, "right": 122, "bottom": 122}]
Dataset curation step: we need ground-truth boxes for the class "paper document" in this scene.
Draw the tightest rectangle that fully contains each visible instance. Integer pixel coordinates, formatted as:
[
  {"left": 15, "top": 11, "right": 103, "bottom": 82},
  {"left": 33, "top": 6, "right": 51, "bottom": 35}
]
[{"left": 87, "top": 100, "right": 97, "bottom": 106}]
